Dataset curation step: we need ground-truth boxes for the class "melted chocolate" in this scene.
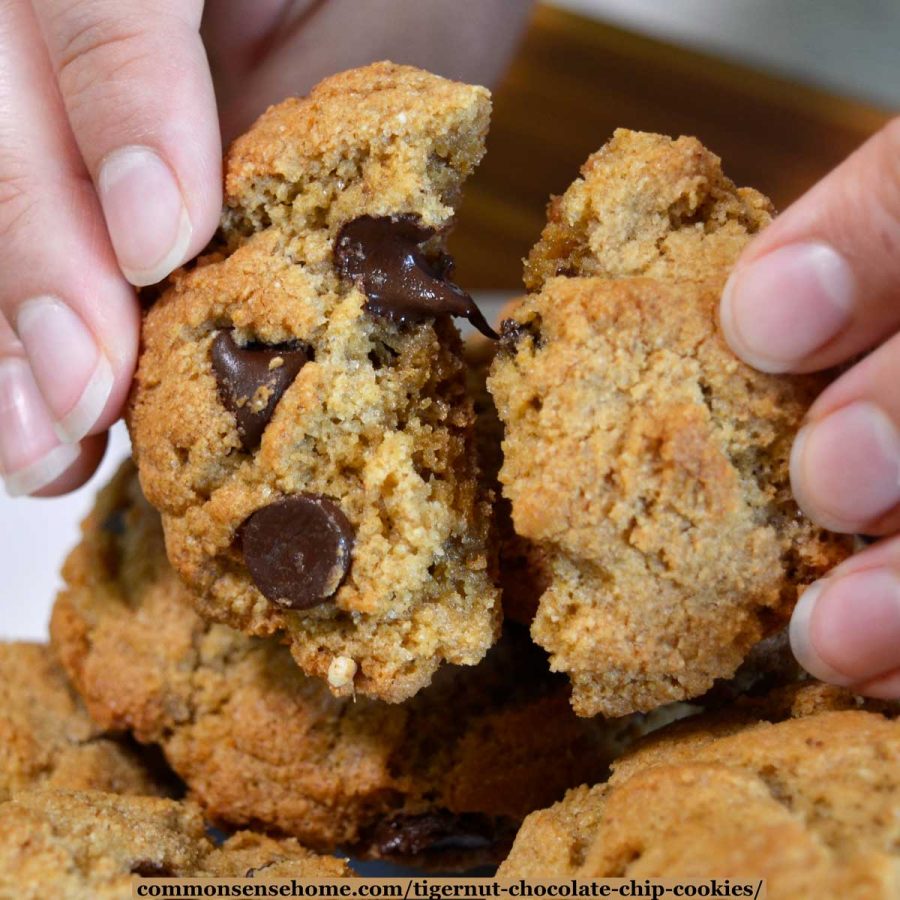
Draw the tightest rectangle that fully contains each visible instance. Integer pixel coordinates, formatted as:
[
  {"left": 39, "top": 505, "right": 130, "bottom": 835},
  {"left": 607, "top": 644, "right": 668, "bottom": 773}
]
[
  {"left": 241, "top": 495, "right": 355, "bottom": 610},
  {"left": 211, "top": 331, "right": 309, "bottom": 452},
  {"left": 333, "top": 215, "right": 497, "bottom": 339},
  {"left": 369, "top": 812, "right": 501, "bottom": 858},
  {"left": 499, "top": 318, "right": 528, "bottom": 349},
  {"left": 498, "top": 317, "right": 543, "bottom": 354},
  {"left": 130, "top": 861, "right": 173, "bottom": 877},
  {"left": 101, "top": 507, "right": 126, "bottom": 536}
]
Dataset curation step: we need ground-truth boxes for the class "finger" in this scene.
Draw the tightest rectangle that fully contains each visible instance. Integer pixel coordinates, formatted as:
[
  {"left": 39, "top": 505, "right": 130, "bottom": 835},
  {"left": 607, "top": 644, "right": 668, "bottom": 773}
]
[
  {"left": 0, "top": 315, "right": 105, "bottom": 495},
  {"left": 853, "top": 669, "right": 900, "bottom": 700},
  {"left": 29, "top": 431, "right": 108, "bottom": 497},
  {"left": 0, "top": 0, "right": 136, "bottom": 492},
  {"left": 790, "top": 331, "right": 900, "bottom": 534},
  {"left": 33, "top": 0, "right": 220, "bottom": 285},
  {"left": 720, "top": 116, "right": 900, "bottom": 374},
  {"left": 790, "top": 567, "right": 900, "bottom": 698}
]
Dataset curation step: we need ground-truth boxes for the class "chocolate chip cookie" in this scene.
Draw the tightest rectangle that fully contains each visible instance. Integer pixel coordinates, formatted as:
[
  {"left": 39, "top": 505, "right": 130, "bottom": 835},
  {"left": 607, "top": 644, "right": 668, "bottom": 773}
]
[
  {"left": 51, "top": 462, "right": 638, "bottom": 869},
  {"left": 0, "top": 789, "right": 351, "bottom": 899},
  {"left": 128, "top": 62, "right": 500, "bottom": 703},
  {"left": 488, "top": 129, "right": 852, "bottom": 717},
  {"left": 498, "top": 683, "right": 900, "bottom": 897},
  {"left": 0, "top": 642, "right": 169, "bottom": 801}
]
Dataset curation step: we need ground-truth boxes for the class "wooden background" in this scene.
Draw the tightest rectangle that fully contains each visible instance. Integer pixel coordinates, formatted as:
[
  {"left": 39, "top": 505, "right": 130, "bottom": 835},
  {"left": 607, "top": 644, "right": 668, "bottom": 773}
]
[{"left": 449, "top": 3, "right": 892, "bottom": 288}]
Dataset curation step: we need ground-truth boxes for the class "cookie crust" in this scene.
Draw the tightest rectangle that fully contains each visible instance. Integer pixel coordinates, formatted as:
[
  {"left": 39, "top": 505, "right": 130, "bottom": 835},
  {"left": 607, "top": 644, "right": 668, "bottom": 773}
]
[
  {"left": 499, "top": 685, "right": 900, "bottom": 897},
  {"left": 128, "top": 63, "right": 500, "bottom": 702},
  {"left": 52, "top": 463, "right": 631, "bottom": 867},
  {"left": 0, "top": 642, "right": 168, "bottom": 802},
  {"left": 0, "top": 789, "right": 351, "bottom": 899},
  {"left": 489, "top": 129, "right": 851, "bottom": 717}
]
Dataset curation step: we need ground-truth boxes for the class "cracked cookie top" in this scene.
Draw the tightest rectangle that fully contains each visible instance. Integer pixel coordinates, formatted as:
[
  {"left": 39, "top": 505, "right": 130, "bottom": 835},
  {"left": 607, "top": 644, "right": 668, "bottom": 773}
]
[
  {"left": 499, "top": 685, "right": 899, "bottom": 896},
  {"left": 0, "top": 642, "right": 169, "bottom": 802},
  {"left": 0, "top": 789, "right": 351, "bottom": 898}
]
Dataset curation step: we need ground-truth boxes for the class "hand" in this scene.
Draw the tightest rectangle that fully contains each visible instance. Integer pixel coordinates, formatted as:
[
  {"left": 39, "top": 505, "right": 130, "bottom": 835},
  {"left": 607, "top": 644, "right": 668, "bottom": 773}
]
[
  {"left": 0, "top": 0, "right": 530, "bottom": 497},
  {"left": 719, "top": 117, "right": 900, "bottom": 698}
]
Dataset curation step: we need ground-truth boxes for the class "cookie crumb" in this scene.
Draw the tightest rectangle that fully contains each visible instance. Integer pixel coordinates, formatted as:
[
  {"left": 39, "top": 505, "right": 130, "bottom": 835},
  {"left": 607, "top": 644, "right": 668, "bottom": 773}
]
[{"left": 327, "top": 656, "right": 358, "bottom": 689}]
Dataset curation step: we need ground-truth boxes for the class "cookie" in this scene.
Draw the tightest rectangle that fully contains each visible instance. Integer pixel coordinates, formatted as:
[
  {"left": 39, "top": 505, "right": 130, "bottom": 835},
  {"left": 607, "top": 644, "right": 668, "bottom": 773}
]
[
  {"left": 0, "top": 789, "right": 351, "bottom": 899},
  {"left": 498, "top": 686, "right": 900, "bottom": 898},
  {"left": 0, "top": 642, "right": 171, "bottom": 802},
  {"left": 51, "top": 463, "right": 636, "bottom": 869},
  {"left": 127, "top": 62, "right": 500, "bottom": 703},
  {"left": 488, "top": 129, "right": 852, "bottom": 716}
]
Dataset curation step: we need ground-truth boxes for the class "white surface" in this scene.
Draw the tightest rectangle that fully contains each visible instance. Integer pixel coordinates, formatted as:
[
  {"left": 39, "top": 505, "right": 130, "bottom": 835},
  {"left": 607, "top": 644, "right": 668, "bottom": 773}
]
[
  {"left": 0, "top": 422, "right": 132, "bottom": 641},
  {"left": 0, "top": 294, "right": 515, "bottom": 642},
  {"left": 552, "top": 0, "right": 900, "bottom": 108}
]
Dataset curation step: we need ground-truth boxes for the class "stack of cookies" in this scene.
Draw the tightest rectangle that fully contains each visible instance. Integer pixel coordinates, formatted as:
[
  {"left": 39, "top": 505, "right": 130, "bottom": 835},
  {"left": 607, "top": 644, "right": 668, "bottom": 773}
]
[{"left": 4, "top": 63, "right": 898, "bottom": 899}]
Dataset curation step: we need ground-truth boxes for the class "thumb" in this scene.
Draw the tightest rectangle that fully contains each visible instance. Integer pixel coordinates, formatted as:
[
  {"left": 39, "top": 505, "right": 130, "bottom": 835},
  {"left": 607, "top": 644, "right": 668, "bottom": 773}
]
[{"left": 720, "top": 116, "right": 900, "bottom": 374}]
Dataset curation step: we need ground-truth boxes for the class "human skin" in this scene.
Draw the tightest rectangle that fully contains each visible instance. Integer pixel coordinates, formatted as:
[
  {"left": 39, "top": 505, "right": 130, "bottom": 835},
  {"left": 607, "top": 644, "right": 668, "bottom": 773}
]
[
  {"left": 0, "top": 0, "right": 531, "bottom": 496},
  {"left": 718, "top": 117, "right": 900, "bottom": 698}
]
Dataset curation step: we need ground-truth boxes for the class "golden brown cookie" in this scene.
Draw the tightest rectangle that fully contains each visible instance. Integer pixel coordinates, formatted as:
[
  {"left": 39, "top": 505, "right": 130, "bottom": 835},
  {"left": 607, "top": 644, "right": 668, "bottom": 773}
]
[
  {"left": 0, "top": 642, "right": 170, "bottom": 802},
  {"left": 0, "top": 789, "right": 351, "bottom": 899},
  {"left": 51, "top": 463, "right": 636, "bottom": 869},
  {"left": 498, "top": 688, "right": 900, "bottom": 898},
  {"left": 488, "top": 129, "right": 851, "bottom": 717},
  {"left": 128, "top": 62, "right": 500, "bottom": 703}
]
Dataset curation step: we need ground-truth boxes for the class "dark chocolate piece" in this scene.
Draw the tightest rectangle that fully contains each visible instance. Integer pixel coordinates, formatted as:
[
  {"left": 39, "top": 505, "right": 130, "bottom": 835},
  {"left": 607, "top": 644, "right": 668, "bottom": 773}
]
[
  {"left": 242, "top": 495, "right": 355, "bottom": 610},
  {"left": 370, "top": 812, "right": 499, "bottom": 858},
  {"left": 334, "top": 215, "right": 497, "bottom": 339},
  {"left": 499, "top": 318, "right": 528, "bottom": 348},
  {"left": 130, "top": 861, "right": 173, "bottom": 877},
  {"left": 211, "top": 331, "right": 309, "bottom": 451},
  {"left": 101, "top": 507, "right": 126, "bottom": 536}
]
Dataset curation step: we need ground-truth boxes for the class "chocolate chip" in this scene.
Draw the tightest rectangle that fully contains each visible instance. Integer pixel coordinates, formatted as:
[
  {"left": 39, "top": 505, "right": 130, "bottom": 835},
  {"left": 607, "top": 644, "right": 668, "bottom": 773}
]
[
  {"left": 130, "top": 860, "right": 173, "bottom": 877},
  {"left": 242, "top": 495, "right": 354, "bottom": 610},
  {"left": 101, "top": 507, "right": 126, "bottom": 536},
  {"left": 333, "top": 215, "right": 497, "bottom": 339},
  {"left": 370, "top": 812, "right": 500, "bottom": 858},
  {"left": 211, "top": 331, "right": 310, "bottom": 452},
  {"left": 499, "top": 316, "right": 543, "bottom": 355},
  {"left": 499, "top": 318, "right": 528, "bottom": 347}
]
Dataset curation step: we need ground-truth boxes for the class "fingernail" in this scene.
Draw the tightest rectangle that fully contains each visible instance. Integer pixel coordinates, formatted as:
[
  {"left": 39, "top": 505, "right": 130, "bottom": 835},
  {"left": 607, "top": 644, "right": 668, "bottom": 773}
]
[
  {"left": 721, "top": 243, "right": 854, "bottom": 372},
  {"left": 98, "top": 146, "right": 192, "bottom": 287},
  {"left": 0, "top": 357, "right": 81, "bottom": 497},
  {"left": 791, "top": 570, "right": 900, "bottom": 685},
  {"left": 791, "top": 401, "right": 900, "bottom": 531},
  {"left": 15, "top": 296, "right": 114, "bottom": 444}
]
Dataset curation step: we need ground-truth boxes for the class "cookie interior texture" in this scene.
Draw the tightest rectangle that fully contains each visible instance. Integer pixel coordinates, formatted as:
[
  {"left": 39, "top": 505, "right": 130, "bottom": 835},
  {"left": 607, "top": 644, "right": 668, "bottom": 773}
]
[
  {"left": 498, "top": 683, "right": 900, "bottom": 898},
  {"left": 0, "top": 642, "right": 171, "bottom": 802},
  {"left": 0, "top": 789, "right": 351, "bottom": 898},
  {"left": 51, "top": 462, "right": 636, "bottom": 869},
  {"left": 488, "top": 129, "right": 852, "bottom": 717},
  {"left": 127, "top": 62, "right": 501, "bottom": 702}
]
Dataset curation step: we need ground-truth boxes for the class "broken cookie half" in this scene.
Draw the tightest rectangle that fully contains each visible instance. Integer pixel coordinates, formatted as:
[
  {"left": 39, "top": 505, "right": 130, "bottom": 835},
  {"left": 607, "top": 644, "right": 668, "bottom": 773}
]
[
  {"left": 488, "top": 129, "right": 852, "bottom": 717},
  {"left": 128, "top": 63, "right": 500, "bottom": 702}
]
